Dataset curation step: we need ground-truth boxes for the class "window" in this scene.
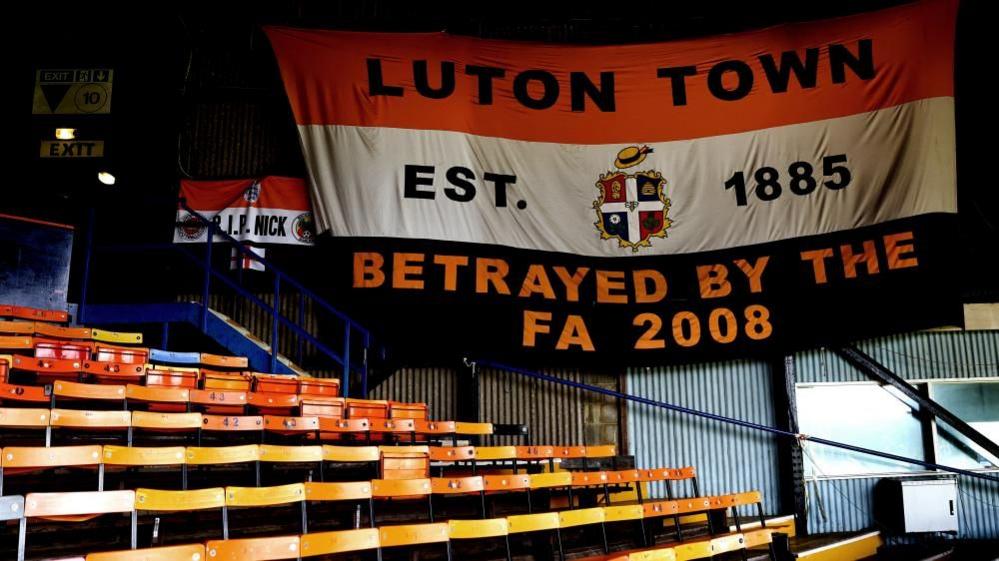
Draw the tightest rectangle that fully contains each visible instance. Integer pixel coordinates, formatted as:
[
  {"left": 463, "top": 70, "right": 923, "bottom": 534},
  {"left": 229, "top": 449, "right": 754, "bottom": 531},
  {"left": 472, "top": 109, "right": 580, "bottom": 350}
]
[
  {"left": 930, "top": 382, "right": 999, "bottom": 470},
  {"left": 797, "top": 384, "right": 925, "bottom": 476}
]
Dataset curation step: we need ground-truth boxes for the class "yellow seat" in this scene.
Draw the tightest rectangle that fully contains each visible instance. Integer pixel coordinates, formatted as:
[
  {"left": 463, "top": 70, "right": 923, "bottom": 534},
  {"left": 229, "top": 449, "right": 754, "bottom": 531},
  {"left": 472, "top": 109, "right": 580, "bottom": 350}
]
[
  {"left": 529, "top": 472, "right": 572, "bottom": 489},
  {"left": 673, "top": 540, "right": 713, "bottom": 561},
  {"left": 304, "top": 481, "right": 372, "bottom": 501},
  {"left": 378, "top": 523, "right": 449, "bottom": 548},
  {"left": 186, "top": 445, "right": 260, "bottom": 465},
  {"left": 507, "top": 512, "right": 559, "bottom": 533},
  {"left": 135, "top": 488, "right": 225, "bottom": 511},
  {"left": 130, "top": 411, "right": 201, "bottom": 431},
  {"left": 628, "top": 549, "right": 677, "bottom": 561},
  {"left": 300, "top": 528, "right": 379, "bottom": 557},
  {"left": 103, "top": 445, "right": 185, "bottom": 466},
  {"left": 258, "top": 444, "right": 322, "bottom": 463},
  {"left": 91, "top": 329, "right": 143, "bottom": 344},
  {"left": 24, "top": 489, "right": 135, "bottom": 519},
  {"left": 206, "top": 535, "right": 300, "bottom": 561},
  {"left": 448, "top": 517, "right": 509, "bottom": 539},
  {"left": 322, "top": 445, "right": 379, "bottom": 463},
  {"left": 603, "top": 504, "right": 645, "bottom": 522},
  {"left": 86, "top": 544, "right": 206, "bottom": 561},
  {"left": 226, "top": 483, "right": 305, "bottom": 507},
  {"left": 558, "top": 507, "right": 605, "bottom": 528},
  {"left": 473, "top": 446, "right": 516, "bottom": 461}
]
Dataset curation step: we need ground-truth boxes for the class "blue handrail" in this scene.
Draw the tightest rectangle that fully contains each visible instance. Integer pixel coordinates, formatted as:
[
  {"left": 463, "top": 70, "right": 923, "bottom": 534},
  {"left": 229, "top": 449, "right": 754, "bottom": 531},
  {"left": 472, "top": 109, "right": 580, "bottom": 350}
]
[
  {"left": 80, "top": 201, "right": 371, "bottom": 397},
  {"left": 474, "top": 358, "right": 999, "bottom": 484}
]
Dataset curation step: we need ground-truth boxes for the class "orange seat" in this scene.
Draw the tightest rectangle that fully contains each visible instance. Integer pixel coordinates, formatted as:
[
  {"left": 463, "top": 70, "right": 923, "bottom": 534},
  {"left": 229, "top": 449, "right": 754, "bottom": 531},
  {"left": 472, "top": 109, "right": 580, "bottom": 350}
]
[
  {"left": 52, "top": 380, "right": 127, "bottom": 405},
  {"left": 201, "top": 370, "right": 250, "bottom": 391},
  {"left": 85, "top": 361, "right": 146, "bottom": 384},
  {"left": 50, "top": 409, "right": 130, "bottom": 429},
  {"left": 389, "top": 401, "right": 428, "bottom": 420},
  {"left": 129, "top": 411, "right": 201, "bottom": 436},
  {"left": 86, "top": 543, "right": 206, "bottom": 561},
  {"left": 201, "top": 414, "right": 263, "bottom": 432},
  {"left": 12, "top": 354, "right": 83, "bottom": 381},
  {"left": 1, "top": 445, "right": 103, "bottom": 494},
  {"left": 300, "top": 527, "right": 378, "bottom": 557},
  {"left": 429, "top": 445, "right": 475, "bottom": 462},
  {"left": 371, "top": 479, "right": 434, "bottom": 524},
  {"left": 263, "top": 415, "right": 319, "bottom": 434},
  {"left": 300, "top": 397, "right": 344, "bottom": 419},
  {"left": 298, "top": 377, "right": 340, "bottom": 399},
  {"left": 250, "top": 373, "right": 298, "bottom": 394},
  {"left": 20, "top": 490, "right": 136, "bottom": 559},
  {"left": 35, "top": 340, "right": 91, "bottom": 362},
  {"left": 414, "top": 419, "right": 457, "bottom": 436},
  {"left": 32, "top": 323, "right": 92, "bottom": 340},
  {"left": 247, "top": 392, "right": 299, "bottom": 414},
  {"left": 189, "top": 389, "right": 247, "bottom": 414},
  {"left": 0, "top": 407, "right": 50, "bottom": 429},
  {"left": 206, "top": 535, "right": 300, "bottom": 561},
  {"left": 380, "top": 448, "right": 430, "bottom": 480},
  {"left": 2, "top": 306, "right": 69, "bottom": 323},
  {"left": 304, "top": 481, "right": 374, "bottom": 530},
  {"left": 345, "top": 398, "right": 389, "bottom": 420},
  {"left": 145, "top": 367, "right": 199, "bottom": 389},
  {"left": 0, "top": 335, "right": 34, "bottom": 348},
  {"left": 0, "top": 382, "right": 50, "bottom": 405},
  {"left": 378, "top": 522, "right": 448, "bottom": 549},
  {"left": 200, "top": 353, "right": 248, "bottom": 369},
  {"left": 125, "top": 384, "right": 190, "bottom": 411},
  {"left": 316, "top": 417, "right": 369, "bottom": 442}
]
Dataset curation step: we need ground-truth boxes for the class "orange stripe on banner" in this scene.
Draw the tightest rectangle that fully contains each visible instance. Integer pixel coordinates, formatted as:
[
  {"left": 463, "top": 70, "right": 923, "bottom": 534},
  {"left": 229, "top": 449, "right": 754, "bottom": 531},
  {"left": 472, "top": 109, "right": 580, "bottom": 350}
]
[
  {"left": 266, "top": 0, "right": 955, "bottom": 144},
  {"left": 180, "top": 177, "right": 312, "bottom": 212}
]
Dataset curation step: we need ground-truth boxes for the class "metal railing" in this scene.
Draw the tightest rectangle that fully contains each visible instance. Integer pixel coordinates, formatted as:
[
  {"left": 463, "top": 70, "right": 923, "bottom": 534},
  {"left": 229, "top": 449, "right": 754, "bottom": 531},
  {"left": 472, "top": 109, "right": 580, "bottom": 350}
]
[{"left": 79, "top": 200, "right": 371, "bottom": 397}]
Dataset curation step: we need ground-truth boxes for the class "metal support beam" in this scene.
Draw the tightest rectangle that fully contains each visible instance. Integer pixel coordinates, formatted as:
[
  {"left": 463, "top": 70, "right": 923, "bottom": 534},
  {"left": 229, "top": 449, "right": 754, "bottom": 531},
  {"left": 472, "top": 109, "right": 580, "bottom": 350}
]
[
  {"left": 831, "top": 345, "right": 999, "bottom": 463},
  {"left": 770, "top": 354, "right": 808, "bottom": 536}
]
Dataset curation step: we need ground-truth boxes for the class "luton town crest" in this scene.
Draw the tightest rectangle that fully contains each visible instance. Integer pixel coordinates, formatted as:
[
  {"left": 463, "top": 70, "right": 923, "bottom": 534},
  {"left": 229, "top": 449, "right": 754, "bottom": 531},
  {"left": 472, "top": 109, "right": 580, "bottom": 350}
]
[{"left": 593, "top": 145, "right": 672, "bottom": 252}]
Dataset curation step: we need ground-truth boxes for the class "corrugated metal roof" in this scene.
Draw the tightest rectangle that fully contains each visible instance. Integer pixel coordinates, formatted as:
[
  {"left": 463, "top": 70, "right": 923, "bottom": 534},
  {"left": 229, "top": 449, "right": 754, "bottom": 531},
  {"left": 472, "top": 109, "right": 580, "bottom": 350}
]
[
  {"left": 625, "top": 360, "right": 781, "bottom": 514},
  {"left": 797, "top": 330, "right": 999, "bottom": 384}
]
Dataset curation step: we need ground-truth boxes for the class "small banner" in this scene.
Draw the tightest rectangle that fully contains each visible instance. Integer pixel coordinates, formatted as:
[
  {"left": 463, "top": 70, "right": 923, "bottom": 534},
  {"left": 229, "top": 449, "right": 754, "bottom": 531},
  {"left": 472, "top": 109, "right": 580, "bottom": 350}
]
[
  {"left": 265, "top": 0, "right": 963, "bottom": 364},
  {"left": 175, "top": 177, "right": 316, "bottom": 246},
  {"left": 231, "top": 244, "right": 266, "bottom": 271}
]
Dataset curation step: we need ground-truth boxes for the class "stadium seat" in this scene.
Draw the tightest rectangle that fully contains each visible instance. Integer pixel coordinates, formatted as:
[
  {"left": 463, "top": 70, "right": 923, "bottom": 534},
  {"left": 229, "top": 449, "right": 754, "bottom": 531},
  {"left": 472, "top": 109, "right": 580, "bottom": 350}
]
[
  {"left": 145, "top": 367, "right": 199, "bottom": 389},
  {"left": 388, "top": 401, "right": 428, "bottom": 421},
  {"left": 344, "top": 398, "right": 389, "bottom": 421},
  {"left": 379, "top": 446, "right": 430, "bottom": 480},
  {"left": 558, "top": 507, "right": 609, "bottom": 553},
  {"left": 19, "top": 490, "right": 136, "bottom": 560},
  {"left": 85, "top": 361, "right": 146, "bottom": 385},
  {"left": 259, "top": 445, "right": 323, "bottom": 484},
  {"left": 506, "top": 512, "right": 562, "bottom": 560},
  {"left": 250, "top": 373, "right": 297, "bottom": 394},
  {"left": 371, "top": 478, "right": 434, "bottom": 524},
  {"left": 133, "top": 488, "right": 226, "bottom": 542},
  {"left": 128, "top": 411, "right": 202, "bottom": 445},
  {"left": 0, "top": 381, "right": 52, "bottom": 405},
  {"left": 303, "top": 480, "right": 373, "bottom": 531},
  {"left": 448, "top": 517, "right": 512, "bottom": 561},
  {"left": 299, "top": 397, "right": 344, "bottom": 419},
  {"left": 1, "top": 445, "right": 103, "bottom": 495},
  {"left": 190, "top": 389, "right": 247, "bottom": 415},
  {"left": 102, "top": 446, "right": 187, "bottom": 489},
  {"left": 52, "top": 380, "right": 127, "bottom": 409},
  {"left": 377, "top": 522, "right": 449, "bottom": 559},
  {"left": 86, "top": 543, "right": 206, "bottom": 561},
  {"left": 516, "top": 445, "right": 555, "bottom": 472},
  {"left": 316, "top": 417, "right": 369, "bottom": 442},
  {"left": 264, "top": 415, "right": 319, "bottom": 438},
  {"left": 603, "top": 504, "right": 647, "bottom": 549},
  {"left": 125, "top": 385, "right": 190, "bottom": 412},
  {"left": 428, "top": 445, "right": 475, "bottom": 476},
  {"left": 482, "top": 474, "right": 532, "bottom": 513},
  {"left": 0, "top": 407, "right": 50, "bottom": 444},
  {"left": 529, "top": 472, "right": 573, "bottom": 512},
  {"left": 49, "top": 409, "right": 130, "bottom": 445},
  {"left": 474, "top": 446, "right": 517, "bottom": 470},
  {"left": 90, "top": 329, "right": 143, "bottom": 345},
  {"left": 199, "top": 353, "right": 247, "bottom": 369},
  {"left": 297, "top": 378, "right": 339, "bottom": 399},
  {"left": 413, "top": 420, "right": 457, "bottom": 444},
  {"left": 299, "top": 527, "right": 378, "bottom": 558},
  {"left": 186, "top": 445, "right": 262, "bottom": 487},
  {"left": 369, "top": 417, "right": 416, "bottom": 444},
  {"left": 247, "top": 392, "right": 299, "bottom": 416},
  {"left": 225, "top": 483, "right": 307, "bottom": 537},
  {"left": 205, "top": 535, "right": 300, "bottom": 561},
  {"left": 201, "top": 371, "right": 251, "bottom": 392},
  {"left": 432, "top": 475, "right": 487, "bottom": 518},
  {"left": 94, "top": 345, "right": 149, "bottom": 365}
]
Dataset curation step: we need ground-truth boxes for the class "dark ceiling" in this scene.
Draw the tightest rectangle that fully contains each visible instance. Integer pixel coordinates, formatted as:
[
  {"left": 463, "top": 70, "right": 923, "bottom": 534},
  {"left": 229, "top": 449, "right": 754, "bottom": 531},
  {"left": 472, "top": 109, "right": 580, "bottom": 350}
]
[{"left": 10, "top": 0, "right": 996, "bottom": 300}]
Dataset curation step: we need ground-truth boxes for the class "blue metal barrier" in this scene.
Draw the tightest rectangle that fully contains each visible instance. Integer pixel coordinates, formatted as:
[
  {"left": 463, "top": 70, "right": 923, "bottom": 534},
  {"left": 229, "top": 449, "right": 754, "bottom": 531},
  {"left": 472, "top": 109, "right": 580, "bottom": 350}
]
[
  {"left": 79, "top": 200, "right": 370, "bottom": 397},
  {"left": 473, "top": 358, "right": 999, "bottom": 484}
]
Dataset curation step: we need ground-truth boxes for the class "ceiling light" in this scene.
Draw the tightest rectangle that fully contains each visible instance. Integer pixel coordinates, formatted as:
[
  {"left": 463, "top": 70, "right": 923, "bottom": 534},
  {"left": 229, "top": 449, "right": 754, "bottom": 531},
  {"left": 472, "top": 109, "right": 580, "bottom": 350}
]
[
  {"left": 55, "top": 128, "right": 76, "bottom": 140},
  {"left": 97, "top": 171, "right": 116, "bottom": 186}
]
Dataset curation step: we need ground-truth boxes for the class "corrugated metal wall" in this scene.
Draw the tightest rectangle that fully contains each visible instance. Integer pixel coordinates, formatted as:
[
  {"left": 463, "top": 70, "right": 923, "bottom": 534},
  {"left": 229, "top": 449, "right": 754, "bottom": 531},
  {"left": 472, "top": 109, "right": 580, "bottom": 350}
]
[
  {"left": 806, "top": 475, "right": 999, "bottom": 539},
  {"left": 797, "top": 330, "right": 999, "bottom": 384},
  {"left": 798, "top": 329, "right": 999, "bottom": 538},
  {"left": 625, "top": 360, "right": 781, "bottom": 514},
  {"left": 479, "top": 367, "right": 589, "bottom": 446},
  {"left": 370, "top": 367, "right": 458, "bottom": 421}
]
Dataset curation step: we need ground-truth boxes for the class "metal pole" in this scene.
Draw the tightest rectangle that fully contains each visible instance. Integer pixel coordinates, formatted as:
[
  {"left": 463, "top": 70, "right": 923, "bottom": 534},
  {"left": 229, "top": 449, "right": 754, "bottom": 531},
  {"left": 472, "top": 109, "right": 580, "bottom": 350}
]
[
  {"left": 342, "top": 324, "right": 351, "bottom": 398},
  {"left": 271, "top": 275, "right": 281, "bottom": 373},
  {"left": 201, "top": 229, "right": 213, "bottom": 332}
]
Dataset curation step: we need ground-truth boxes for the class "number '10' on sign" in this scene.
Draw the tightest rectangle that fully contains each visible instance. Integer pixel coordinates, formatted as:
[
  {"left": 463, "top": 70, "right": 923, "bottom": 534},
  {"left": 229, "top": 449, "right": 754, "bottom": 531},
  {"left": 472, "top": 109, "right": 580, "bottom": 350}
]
[{"left": 724, "top": 154, "right": 851, "bottom": 206}]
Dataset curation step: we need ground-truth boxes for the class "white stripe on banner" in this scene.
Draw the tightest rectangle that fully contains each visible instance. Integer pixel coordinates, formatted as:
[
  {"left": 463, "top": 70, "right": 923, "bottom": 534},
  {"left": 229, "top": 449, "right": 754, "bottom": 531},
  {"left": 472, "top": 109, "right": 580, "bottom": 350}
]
[{"left": 299, "top": 97, "right": 955, "bottom": 256}]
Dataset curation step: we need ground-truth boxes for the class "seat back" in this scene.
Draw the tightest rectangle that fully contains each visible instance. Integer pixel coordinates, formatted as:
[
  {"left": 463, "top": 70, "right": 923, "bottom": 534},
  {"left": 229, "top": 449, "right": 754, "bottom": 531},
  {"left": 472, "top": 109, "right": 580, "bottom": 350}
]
[
  {"left": 201, "top": 371, "right": 250, "bottom": 391},
  {"left": 507, "top": 512, "right": 559, "bottom": 534},
  {"left": 454, "top": 422, "right": 493, "bottom": 435},
  {"left": 94, "top": 346, "right": 149, "bottom": 365},
  {"left": 258, "top": 444, "right": 322, "bottom": 464},
  {"left": 145, "top": 367, "right": 199, "bottom": 389},
  {"left": 345, "top": 398, "right": 389, "bottom": 420},
  {"left": 24, "top": 490, "right": 134, "bottom": 518},
  {"left": 300, "top": 527, "right": 378, "bottom": 557},
  {"left": 200, "top": 353, "right": 248, "bottom": 369},
  {"left": 473, "top": 446, "right": 517, "bottom": 461},
  {"left": 380, "top": 449, "right": 429, "bottom": 479},
  {"left": 0, "top": 407, "right": 50, "bottom": 428},
  {"left": 304, "top": 481, "right": 372, "bottom": 502},
  {"left": 264, "top": 415, "right": 319, "bottom": 434},
  {"left": 186, "top": 445, "right": 260, "bottom": 466},
  {"left": 529, "top": 472, "right": 572, "bottom": 490},
  {"left": 297, "top": 378, "right": 340, "bottom": 399},
  {"left": 125, "top": 385, "right": 190, "bottom": 405},
  {"left": 205, "top": 535, "right": 300, "bottom": 561},
  {"left": 130, "top": 411, "right": 202, "bottom": 431},
  {"left": 482, "top": 474, "right": 531, "bottom": 492},
  {"left": 431, "top": 476, "right": 485, "bottom": 495},
  {"left": 201, "top": 414, "right": 263, "bottom": 432},
  {"left": 2, "top": 445, "right": 101, "bottom": 469},
  {"left": 90, "top": 329, "right": 143, "bottom": 345},
  {"left": 448, "top": 517, "right": 508, "bottom": 539},
  {"left": 371, "top": 478, "right": 432, "bottom": 499},
  {"left": 388, "top": 401, "right": 428, "bottom": 420},
  {"left": 53, "top": 379, "right": 126, "bottom": 401},
  {"left": 49, "top": 409, "right": 130, "bottom": 428},
  {"left": 135, "top": 488, "right": 225, "bottom": 512},
  {"left": 558, "top": 507, "right": 605, "bottom": 529},
  {"left": 429, "top": 446, "right": 475, "bottom": 462},
  {"left": 86, "top": 544, "right": 206, "bottom": 561},
  {"left": 378, "top": 523, "right": 448, "bottom": 548},
  {"left": 322, "top": 445, "right": 380, "bottom": 464},
  {"left": 103, "top": 445, "right": 186, "bottom": 467},
  {"left": 226, "top": 483, "right": 305, "bottom": 507}
]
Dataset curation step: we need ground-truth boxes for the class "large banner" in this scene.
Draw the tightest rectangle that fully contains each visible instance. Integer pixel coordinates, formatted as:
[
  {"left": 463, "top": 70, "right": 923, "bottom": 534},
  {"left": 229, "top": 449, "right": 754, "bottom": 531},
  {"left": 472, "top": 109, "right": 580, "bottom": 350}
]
[
  {"left": 175, "top": 177, "right": 315, "bottom": 246},
  {"left": 266, "top": 0, "right": 962, "bottom": 364}
]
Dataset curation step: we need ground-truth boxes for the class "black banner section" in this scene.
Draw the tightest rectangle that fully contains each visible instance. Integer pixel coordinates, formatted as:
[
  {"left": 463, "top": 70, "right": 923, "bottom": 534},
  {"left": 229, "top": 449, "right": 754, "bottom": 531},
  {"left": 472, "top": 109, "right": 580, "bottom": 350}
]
[{"left": 319, "top": 213, "right": 962, "bottom": 367}]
